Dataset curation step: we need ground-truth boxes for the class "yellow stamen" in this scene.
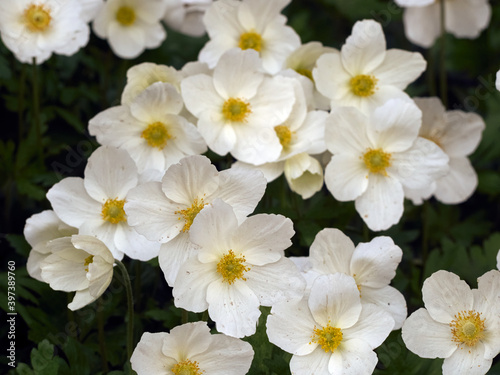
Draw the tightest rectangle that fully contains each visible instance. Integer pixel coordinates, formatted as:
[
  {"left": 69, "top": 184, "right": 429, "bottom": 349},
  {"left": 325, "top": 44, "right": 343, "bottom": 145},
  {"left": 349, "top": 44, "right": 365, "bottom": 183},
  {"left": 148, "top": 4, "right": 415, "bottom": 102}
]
[
  {"left": 222, "top": 98, "right": 251, "bottom": 123},
  {"left": 450, "top": 310, "right": 485, "bottom": 347},
  {"left": 84, "top": 255, "right": 94, "bottom": 273},
  {"left": 239, "top": 31, "right": 263, "bottom": 52},
  {"left": 101, "top": 198, "right": 127, "bottom": 224},
  {"left": 310, "top": 322, "right": 343, "bottom": 353},
  {"left": 350, "top": 74, "right": 378, "bottom": 97},
  {"left": 171, "top": 358, "right": 204, "bottom": 375},
  {"left": 141, "top": 122, "right": 171, "bottom": 149},
  {"left": 216, "top": 250, "right": 250, "bottom": 284},
  {"left": 175, "top": 198, "right": 206, "bottom": 232},
  {"left": 363, "top": 148, "right": 391, "bottom": 176},
  {"left": 24, "top": 4, "right": 51, "bottom": 32},
  {"left": 274, "top": 125, "right": 292, "bottom": 148},
  {"left": 116, "top": 6, "right": 136, "bottom": 26}
]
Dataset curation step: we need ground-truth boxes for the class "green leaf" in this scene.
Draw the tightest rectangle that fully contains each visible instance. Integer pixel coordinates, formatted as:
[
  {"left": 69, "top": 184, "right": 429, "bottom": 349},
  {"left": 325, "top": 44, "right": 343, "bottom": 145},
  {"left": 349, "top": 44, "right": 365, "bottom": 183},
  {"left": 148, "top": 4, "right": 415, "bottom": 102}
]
[{"left": 31, "top": 340, "right": 60, "bottom": 375}]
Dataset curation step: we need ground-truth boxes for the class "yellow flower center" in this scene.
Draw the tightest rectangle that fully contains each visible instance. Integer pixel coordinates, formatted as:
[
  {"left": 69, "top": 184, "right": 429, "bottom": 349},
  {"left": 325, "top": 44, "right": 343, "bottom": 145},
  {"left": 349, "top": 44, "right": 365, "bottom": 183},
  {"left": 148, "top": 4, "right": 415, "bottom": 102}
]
[
  {"left": 350, "top": 74, "right": 378, "bottom": 97},
  {"left": 84, "top": 255, "right": 94, "bottom": 273},
  {"left": 141, "top": 122, "right": 171, "bottom": 149},
  {"left": 216, "top": 250, "right": 250, "bottom": 284},
  {"left": 116, "top": 6, "right": 136, "bottom": 26},
  {"left": 101, "top": 198, "right": 127, "bottom": 224},
  {"left": 222, "top": 98, "right": 251, "bottom": 123},
  {"left": 450, "top": 310, "right": 485, "bottom": 347},
  {"left": 363, "top": 148, "right": 392, "bottom": 176},
  {"left": 24, "top": 4, "right": 51, "bottom": 32},
  {"left": 171, "top": 359, "right": 204, "bottom": 375},
  {"left": 311, "top": 322, "right": 343, "bottom": 353},
  {"left": 239, "top": 31, "right": 263, "bottom": 52},
  {"left": 274, "top": 125, "right": 292, "bottom": 148},
  {"left": 295, "top": 68, "right": 313, "bottom": 81},
  {"left": 175, "top": 198, "right": 206, "bottom": 232}
]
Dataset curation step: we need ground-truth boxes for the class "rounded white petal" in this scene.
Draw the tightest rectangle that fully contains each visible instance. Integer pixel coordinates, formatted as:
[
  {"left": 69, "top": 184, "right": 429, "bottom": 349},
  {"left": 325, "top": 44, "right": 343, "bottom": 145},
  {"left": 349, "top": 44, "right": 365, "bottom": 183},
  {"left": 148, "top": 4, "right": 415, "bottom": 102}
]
[
  {"left": 309, "top": 228, "right": 356, "bottom": 275},
  {"left": 284, "top": 153, "right": 324, "bottom": 199},
  {"left": 402, "top": 4, "right": 440, "bottom": 48},
  {"left": 355, "top": 174, "right": 404, "bottom": 232},
  {"left": 445, "top": 0, "right": 491, "bottom": 39},
  {"left": 434, "top": 157, "right": 478, "bottom": 204},
  {"left": 441, "top": 110, "right": 485, "bottom": 157},
  {"left": 325, "top": 106, "right": 371, "bottom": 155},
  {"left": 158, "top": 233, "right": 198, "bottom": 286},
  {"left": 442, "top": 342, "right": 492, "bottom": 375},
  {"left": 290, "top": 347, "right": 331, "bottom": 375},
  {"left": 162, "top": 322, "right": 212, "bottom": 360},
  {"left": 422, "top": 270, "right": 473, "bottom": 323},
  {"left": 402, "top": 308, "right": 457, "bottom": 358},
  {"left": 333, "top": 338, "right": 379, "bottom": 375},
  {"left": 325, "top": 154, "right": 369, "bottom": 202},
  {"left": 131, "top": 332, "right": 174, "bottom": 374},
  {"left": 308, "top": 274, "right": 362, "bottom": 329},
  {"left": 372, "top": 49, "right": 426, "bottom": 89},
  {"left": 361, "top": 285, "right": 407, "bottom": 330}
]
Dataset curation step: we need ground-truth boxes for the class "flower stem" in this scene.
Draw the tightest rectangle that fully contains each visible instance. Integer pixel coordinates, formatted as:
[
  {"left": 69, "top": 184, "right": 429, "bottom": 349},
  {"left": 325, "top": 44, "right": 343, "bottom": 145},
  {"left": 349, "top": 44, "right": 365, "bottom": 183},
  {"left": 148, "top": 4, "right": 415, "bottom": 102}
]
[
  {"left": 32, "top": 57, "right": 44, "bottom": 167},
  {"left": 439, "top": 0, "right": 448, "bottom": 107},
  {"left": 97, "top": 298, "right": 110, "bottom": 373},
  {"left": 18, "top": 64, "right": 27, "bottom": 141},
  {"left": 115, "top": 260, "right": 134, "bottom": 361}
]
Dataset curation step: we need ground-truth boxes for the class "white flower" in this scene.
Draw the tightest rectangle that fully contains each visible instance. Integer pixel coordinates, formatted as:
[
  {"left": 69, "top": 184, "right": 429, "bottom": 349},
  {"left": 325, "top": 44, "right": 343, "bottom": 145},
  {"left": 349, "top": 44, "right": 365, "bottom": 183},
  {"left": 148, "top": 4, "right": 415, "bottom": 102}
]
[
  {"left": 124, "top": 155, "right": 267, "bottom": 285},
  {"left": 405, "top": 97, "right": 485, "bottom": 205},
  {"left": 182, "top": 48, "right": 296, "bottom": 165},
  {"left": 39, "top": 235, "right": 114, "bottom": 311},
  {"left": 0, "top": 0, "right": 90, "bottom": 64},
  {"left": 89, "top": 82, "right": 207, "bottom": 174},
  {"left": 25, "top": 210, "right": 77, "bottom": 282},
  {"left": 199, "top": 0, "right": 300, "bottom": 74},
  {"left": 395, "top": 0, "right": 491, "bottom": 48},
  {"left": 294, "top": 228, "right": 407, "bottom": 329},
  {"left": 173, "top": 200, "right": 305, "bottom": 338},
  {"left": 163, "top": 0, "right": 212, "bottom": 37},
  {"left": 130, "top": 321, "right": 254, "bottom": 375},
  {"left": 266, "top": 273, "right": 394, "bottom": 375},
  {"left": 402, "top": 270, "right": 500, "bottom": 375},
  {"left": 121, "top": 62, "right": 183, "bottom": 105},
  {"left": 313, "top": 19, "right": 426, "bottom": 114},
  {"left": 231, "top": 76, "right": 327, "bottom": 198},
  {"left": 324, "top": 99, "right": 449, "bottom": 231},
  {"left": 92, "top": 0, "right": 167, "bottom": 59},
  {"left": 46, "top": 146, "right": 160, "bottom": 261}
]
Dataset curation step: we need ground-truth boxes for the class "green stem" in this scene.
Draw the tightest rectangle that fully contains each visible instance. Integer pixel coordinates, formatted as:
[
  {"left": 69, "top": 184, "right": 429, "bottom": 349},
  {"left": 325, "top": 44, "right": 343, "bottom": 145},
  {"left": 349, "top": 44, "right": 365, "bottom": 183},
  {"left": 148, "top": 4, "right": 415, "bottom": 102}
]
[
  {"left": 32, "top": 58, "right": 43, "bottom": 167},
  {"left": 115, "top": 260, "right": 134, "bottom": 361},
  {"left": 97, "top": 298, "right": 109, "bottom": 373},
  {"left": 181, "top": 309, "right": 189, "bottom": 324},
  {"left": 18, "top": 64, "right": 27, "bottom": 141},
  {"left": 439, "top": 0, "right": 447, "bottom": 106}
]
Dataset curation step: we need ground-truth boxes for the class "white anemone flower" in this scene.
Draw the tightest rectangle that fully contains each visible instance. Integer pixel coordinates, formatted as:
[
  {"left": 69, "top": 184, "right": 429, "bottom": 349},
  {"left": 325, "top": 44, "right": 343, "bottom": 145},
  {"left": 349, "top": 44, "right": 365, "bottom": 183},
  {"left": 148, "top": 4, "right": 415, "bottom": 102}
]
[
  {"left": 124, "top": 155, "right": 267, "bottom": 286},
  {"left": 173, "top": 199, "right": 305, "bottom": 338},
  {"left": 402, "top": 270, "right": 500, "bottom": 375},
  {"left": 199, "top": 0, "right": 300, "bottom": 74},
  {"left": 292, "top": 228, "right": 407, "bottom": 329},
  {"left": 92, "top": 0, "right": 167, "bottom": 59},
  {"left": 324, "top": 99, "right": 449, "bottom": 231},
  {"left": 121, "top": 62, "right": 183, "bottom": 105},
  {"left": 266, "top": 273, "right": 394, "bottom": 375},
  {"left": 182, "top": 48, "right": 296, "bottom": 165},
  {"left": 0, "top": 0, "right": 90, "bottom": 64},
  {"left": 404, "top": 97, "right": 485, "bottom": 205},
  {"left": 25, "top": 210, "right": 77, "bottom": 282},
  {"left": 395, "top": 0, "right": 491, "bottom": 48},
  {"left": 39, "top": 235, "right": 114, "bottom": 311},
  {"left": 163, "top": 0, "right": 213, "bottom": 37},
  {"left": 46, "top": 146, "right": 161, "bottom": 261},
  {"left": 231, "top": 76, "right": 327, "bottom": 199},
  {"left": 313, "top": 19, "right": 426, "bottom": 114},
  {"left": 131, "top": 321, "right": 254, "bottom": 375},
  {"left": 89, "top": 82, "right": 207, "bottom": 174}
]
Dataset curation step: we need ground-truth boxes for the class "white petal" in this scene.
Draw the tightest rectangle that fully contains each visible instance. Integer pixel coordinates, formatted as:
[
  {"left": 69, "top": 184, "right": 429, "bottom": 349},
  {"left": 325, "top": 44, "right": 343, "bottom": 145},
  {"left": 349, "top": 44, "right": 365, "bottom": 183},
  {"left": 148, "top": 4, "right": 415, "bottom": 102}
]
[
  {"left": 361, "top": 286, "right": 407, "bottom": 330},
  {"left": 308, "top": 274, "right": 362, "bottom": 329},
  {"left": 402, "top": 4, "right": 440, "bottom": 48},
  {"left": 267, "top": 298, "right": 318, "bottom": 355},
  {"left": 159, "top": 233, "right": 198, "bottom": 286},
  {"left": 309, "top": 228, "right": 355, "bottom": 275},
  {"left": 442, "top": 342, "right": 492, "bottom": 375},
  {"left": 445, "top": 0, "right": 491, "bottom": 39},
  {"left": 284, "top": 153, "right": 324, "bottom": 199},
  {"left": 355, "top": 174, "right": 404, "bottom": 232},
  {"left": 434, "top": 157, "right": 478, "bottom": 204},
  {"left": 325, "top": 106, "right": 370, "bottom": 155},
  {"left": 131, "top": 332, "right": 174, "bottom": 374},
  {"left": 402, "top": 308, "right": 457, "bottom": 358},
  {"left": 181, "top": 74, "right": 224, "bottom": 118},
  {"left": 335, "top": 339, "right": 379, "bottom": 375},
  {"left": 245, "top": 257, "right": 305, "bottom": 306},
  {"left": 84, "top": 146, "right": 138, "bottom": 202},
  {"left": 162, "top": 322, "right": 211, "bottom": 360},
  {"left": 290, "top": 348, "right": 331, "bottom": 375},
  {"left": 68, "top": 289, "right": 97, "bottom": 311},
  {"left": 441, "top": 110, "right": 485, "bottom": 157},
  {"left": 324, "top": 155, "right": 368, "bottom": 202},
  {"left": 341, "top": 20, "right": 386, "bottom": 75},
  {"left": 372, "top": 49, "right": 426, "bottom": 89},
  {"left": 422, "top": 270, "right": 473, "bottom": 323},
  {"left": 351, "top": 236, "right": 402, "bottom": 288},
  {"left": 207, "top": 281, "right": 261, "bottom": 338}
]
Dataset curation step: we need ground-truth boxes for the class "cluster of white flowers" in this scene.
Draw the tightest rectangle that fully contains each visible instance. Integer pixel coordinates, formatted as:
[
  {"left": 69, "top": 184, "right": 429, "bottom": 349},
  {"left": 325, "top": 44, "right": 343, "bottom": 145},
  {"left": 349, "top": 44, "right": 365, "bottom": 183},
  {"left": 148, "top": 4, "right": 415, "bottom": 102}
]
[{"left": 21, "top": 0, "right": 499, "bottom": 374}]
